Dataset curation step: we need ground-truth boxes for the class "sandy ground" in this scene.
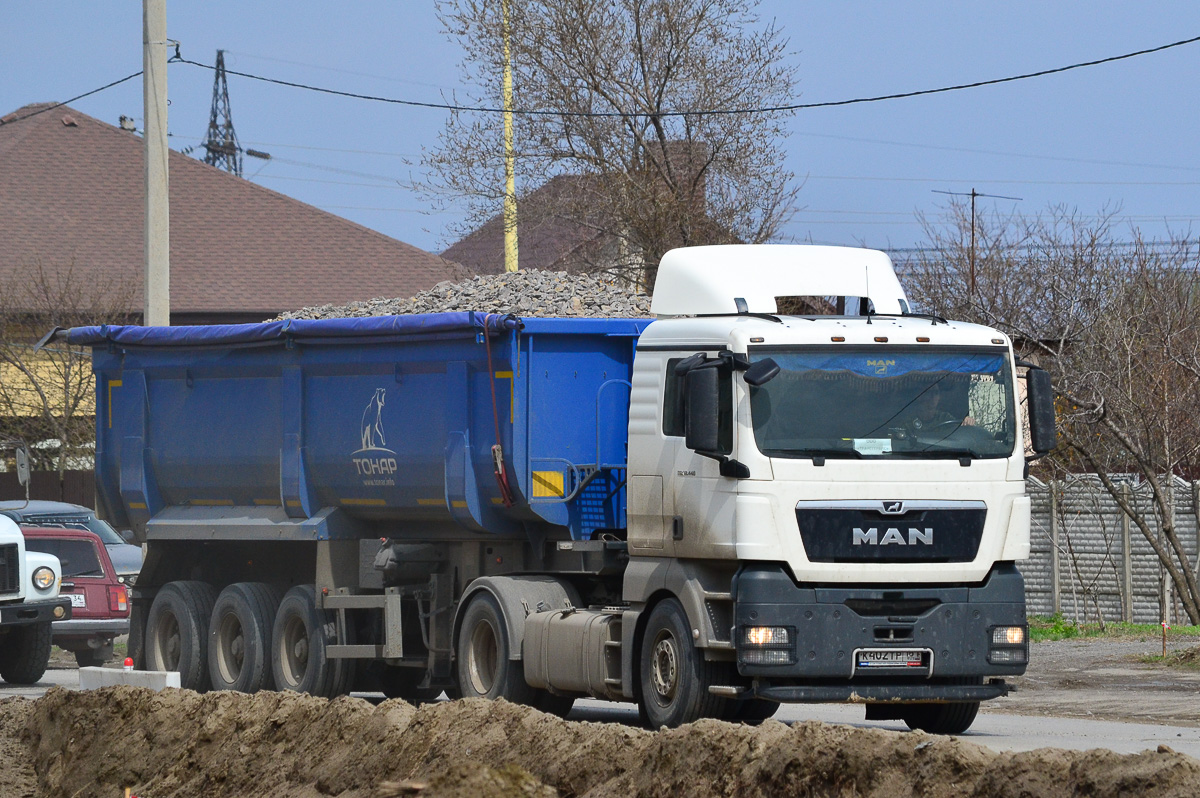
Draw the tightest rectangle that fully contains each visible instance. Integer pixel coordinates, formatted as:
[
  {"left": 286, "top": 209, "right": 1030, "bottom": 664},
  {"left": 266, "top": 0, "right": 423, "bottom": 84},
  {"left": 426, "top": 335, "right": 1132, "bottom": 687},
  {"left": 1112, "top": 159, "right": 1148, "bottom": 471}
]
[{"left": 6, "top": 636, "right": 1200, "bottom": 798}]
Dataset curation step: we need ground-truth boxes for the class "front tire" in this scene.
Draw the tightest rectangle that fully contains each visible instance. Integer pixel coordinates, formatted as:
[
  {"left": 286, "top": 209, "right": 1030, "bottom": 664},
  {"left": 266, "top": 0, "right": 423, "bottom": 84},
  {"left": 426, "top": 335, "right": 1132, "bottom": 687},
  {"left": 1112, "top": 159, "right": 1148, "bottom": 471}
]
[
  {"left": 208, "top": 582, "right": 281, "bottom": 693},
  {"left": 901, "top": 701, "right": 980, "bottom": 735},
  {"left": 455, "top": 592, "right": 535, "bottom": 704},
  {"left": 0, "top": 622, "right": 52, "bottom": 684},
  {"left": 271, "top": 585, "right": 352, "bottom": 698},
  {"left": 638, "top": 598, "right": 725, "bottom": 729},
  {"left": 145, "top": 581, "right": 217, "bottom": 691}
]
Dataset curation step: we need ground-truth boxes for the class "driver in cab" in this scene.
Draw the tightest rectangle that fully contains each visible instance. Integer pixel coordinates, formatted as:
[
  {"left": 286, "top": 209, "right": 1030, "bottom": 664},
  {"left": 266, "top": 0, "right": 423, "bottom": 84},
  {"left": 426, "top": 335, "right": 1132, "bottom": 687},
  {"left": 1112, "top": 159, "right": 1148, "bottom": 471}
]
[{"left": 904, "top": 385, "right": 975, "bottom": 434}]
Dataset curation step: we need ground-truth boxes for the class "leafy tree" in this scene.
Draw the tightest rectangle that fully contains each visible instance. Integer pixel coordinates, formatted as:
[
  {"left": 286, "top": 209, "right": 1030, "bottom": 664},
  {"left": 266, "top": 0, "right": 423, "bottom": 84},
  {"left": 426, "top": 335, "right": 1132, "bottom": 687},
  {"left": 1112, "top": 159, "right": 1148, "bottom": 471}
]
[{"left": 425, "top": 0, "right": 799, "bottom": 288}]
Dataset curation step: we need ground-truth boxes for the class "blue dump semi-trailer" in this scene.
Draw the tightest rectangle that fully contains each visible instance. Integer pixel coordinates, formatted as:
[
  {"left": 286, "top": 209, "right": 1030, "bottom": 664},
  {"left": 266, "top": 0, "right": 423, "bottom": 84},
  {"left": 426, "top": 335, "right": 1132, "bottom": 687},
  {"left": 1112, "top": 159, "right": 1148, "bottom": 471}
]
[{"left": 67, "top": 246, "right": 1056, "bottom": 732}]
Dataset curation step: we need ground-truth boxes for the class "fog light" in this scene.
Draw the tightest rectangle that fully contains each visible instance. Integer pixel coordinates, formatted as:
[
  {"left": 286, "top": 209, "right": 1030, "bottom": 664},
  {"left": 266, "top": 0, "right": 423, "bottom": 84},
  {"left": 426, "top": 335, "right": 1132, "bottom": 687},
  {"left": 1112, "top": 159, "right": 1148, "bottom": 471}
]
[
  {"left": 991, "top": 626, "right": 1026, "bottom": 646},
  {"left": 988, "top": 647, "right": 1027, "bottom": 665},
  {"left": 741, "top": 648, "right": 796, "bottom": 665},
  {"left": 53, "top": 606, "right": 65, "bottom": 619},
  {"left": 32, "top": 566, "right": 55, "bottom": 590},
  {"left": 744, "top": 626, "right": 790, "bottom": 646}
]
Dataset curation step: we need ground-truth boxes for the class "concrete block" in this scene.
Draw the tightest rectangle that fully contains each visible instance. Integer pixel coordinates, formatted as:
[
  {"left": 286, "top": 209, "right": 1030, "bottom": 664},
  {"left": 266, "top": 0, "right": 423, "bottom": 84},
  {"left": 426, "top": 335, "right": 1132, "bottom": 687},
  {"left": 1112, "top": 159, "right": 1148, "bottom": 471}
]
[{"left": 78, "top": 666, "right": 181, "bottom": 691}]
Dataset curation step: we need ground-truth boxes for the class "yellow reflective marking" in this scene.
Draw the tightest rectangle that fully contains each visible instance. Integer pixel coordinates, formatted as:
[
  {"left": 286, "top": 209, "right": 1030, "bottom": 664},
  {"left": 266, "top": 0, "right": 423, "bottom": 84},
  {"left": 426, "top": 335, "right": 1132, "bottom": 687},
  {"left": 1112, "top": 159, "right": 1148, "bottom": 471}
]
[
  {"left": 108, "top": 379, "right": 122, "bottom": 428},
  {"left": 191, "top": 499, "right": 234, "bottom": 506},
  {"left": 491, "top": 497, "right": 504, "bottom": 505},
  {"left": 285, "top": 500, "right": 302, "bottom": 508},
  {"left": 532, "top": 470, "right": 564, "bottom": 498},
  {"left": 341, "top": 498, "right": 387, "bottom": 507},
  {"left": 128, "top": 502, "right": 147, "bottom": 510},
  {"left": 253, "top": 499, "right": 279, "bottom": 506},
  {"left": 451, "top": 500, "right": 467, "bottom": 508},
  {"left": 495, "top": 370, "right": 514, "bottom": 424},
  {"left": 416, "top": 498, "right": 442, "bottom": 506}
]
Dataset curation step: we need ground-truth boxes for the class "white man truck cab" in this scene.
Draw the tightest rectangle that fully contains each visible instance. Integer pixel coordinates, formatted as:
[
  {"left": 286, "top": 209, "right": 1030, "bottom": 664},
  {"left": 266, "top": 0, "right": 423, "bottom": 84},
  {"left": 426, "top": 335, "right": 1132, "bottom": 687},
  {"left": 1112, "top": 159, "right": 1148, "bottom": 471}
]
[{"left": 623, "top": 246, "right": 1055, "bottom": 733}]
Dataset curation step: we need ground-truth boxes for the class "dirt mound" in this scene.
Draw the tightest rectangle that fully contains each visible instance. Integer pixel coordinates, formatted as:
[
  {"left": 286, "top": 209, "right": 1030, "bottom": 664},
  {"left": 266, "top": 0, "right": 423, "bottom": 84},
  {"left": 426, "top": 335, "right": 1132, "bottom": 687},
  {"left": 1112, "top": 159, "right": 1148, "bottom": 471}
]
[{"left": 8, "top": 687, "right": 1200, "bottom": 797}]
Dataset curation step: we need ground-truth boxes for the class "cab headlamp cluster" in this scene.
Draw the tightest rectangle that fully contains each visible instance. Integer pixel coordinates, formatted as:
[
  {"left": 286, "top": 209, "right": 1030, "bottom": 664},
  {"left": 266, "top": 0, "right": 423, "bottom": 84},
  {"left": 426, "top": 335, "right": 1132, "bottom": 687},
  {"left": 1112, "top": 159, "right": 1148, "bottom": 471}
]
[
  {"left": 31, "top": 566, "right": 56, "bottom": 591},
  {"left": 988, "top": 625, "right": 1028, "bottom": 665},
  {"left": 739, "top": 625, "right": 796, "bottom": 666}
]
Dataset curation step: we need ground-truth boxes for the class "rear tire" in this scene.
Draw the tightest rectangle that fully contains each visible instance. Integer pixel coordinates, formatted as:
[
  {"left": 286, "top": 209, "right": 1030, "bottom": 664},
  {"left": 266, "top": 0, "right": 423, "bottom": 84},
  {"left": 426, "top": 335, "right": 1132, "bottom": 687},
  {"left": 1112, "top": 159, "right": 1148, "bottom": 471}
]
[
  {"left": 638, "top": 598, "right": 725, "bottom": 729},
  {"left": 901, "top": 701, "right": 980, "bottom": 735},
  {"left": 455, "top": 592, "right": 535, "bottom": 705},
  {"left": 271, "top": 585, "right": 353, "bottom": 698},
  {"left": 145, "top": 581, "right": 217, "bottom": 691},
  {"left": 208, "top": 582, "right": 281, "bottom": 693},
  {"left": 0, "top": 622, "right": 52, "bottom": 684}
]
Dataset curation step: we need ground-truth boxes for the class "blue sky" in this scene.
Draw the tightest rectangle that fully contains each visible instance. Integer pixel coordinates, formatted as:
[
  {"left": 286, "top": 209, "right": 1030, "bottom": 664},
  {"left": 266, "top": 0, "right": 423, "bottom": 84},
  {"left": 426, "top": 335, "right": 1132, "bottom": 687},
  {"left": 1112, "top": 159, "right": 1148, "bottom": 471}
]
[{"left": 5, "top": 2, "right": 1199, "bottom": 257}]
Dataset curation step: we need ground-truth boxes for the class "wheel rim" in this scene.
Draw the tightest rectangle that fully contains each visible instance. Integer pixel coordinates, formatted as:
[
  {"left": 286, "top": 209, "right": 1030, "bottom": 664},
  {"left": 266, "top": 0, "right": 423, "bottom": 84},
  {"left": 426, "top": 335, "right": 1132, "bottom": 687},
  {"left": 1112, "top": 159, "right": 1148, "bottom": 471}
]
[
  {"left": 650, "top": 628, "right": 679, "bottom": 705},
  {"left": 278, "top": 613, "right": 309, "bottom": 689},
  {"left": 152, "top": 610, "right": 182, "bottom": 670},
  {"left": 214, "top": 610, "right": 245, "bottom": 684},
  {"left": 466, "top": 618, "right": 499, "bottom": 696}
]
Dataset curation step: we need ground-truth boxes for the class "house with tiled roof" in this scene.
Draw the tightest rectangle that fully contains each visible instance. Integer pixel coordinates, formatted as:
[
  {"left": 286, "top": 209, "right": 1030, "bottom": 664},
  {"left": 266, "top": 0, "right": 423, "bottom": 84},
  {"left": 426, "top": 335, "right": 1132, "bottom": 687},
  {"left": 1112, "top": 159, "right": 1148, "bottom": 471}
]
[{"left": 0, "top": 102, "right": 464, "bottom": 324}]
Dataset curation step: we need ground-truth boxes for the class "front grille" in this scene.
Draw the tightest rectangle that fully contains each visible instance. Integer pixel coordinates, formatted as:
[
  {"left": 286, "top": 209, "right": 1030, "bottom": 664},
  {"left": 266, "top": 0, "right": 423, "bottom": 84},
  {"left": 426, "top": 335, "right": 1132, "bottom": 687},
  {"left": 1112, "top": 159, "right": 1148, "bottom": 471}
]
[
  {"left": 0, "top": 543, "right": 18, "bottom": 594},
  {"left": 796, "top": 501, "right": 986, "bottom": 563}
]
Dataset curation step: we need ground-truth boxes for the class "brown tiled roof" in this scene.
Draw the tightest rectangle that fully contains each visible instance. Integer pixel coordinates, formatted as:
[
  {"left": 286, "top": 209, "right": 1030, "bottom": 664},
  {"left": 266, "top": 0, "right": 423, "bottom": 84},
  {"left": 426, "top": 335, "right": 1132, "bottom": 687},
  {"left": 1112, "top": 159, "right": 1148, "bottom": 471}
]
[
  {"left": 0, "top": 103, "right": 462, "bottom": 320},
  {"left": 441, "top": 175, "right": 607, "bottom": 275}
]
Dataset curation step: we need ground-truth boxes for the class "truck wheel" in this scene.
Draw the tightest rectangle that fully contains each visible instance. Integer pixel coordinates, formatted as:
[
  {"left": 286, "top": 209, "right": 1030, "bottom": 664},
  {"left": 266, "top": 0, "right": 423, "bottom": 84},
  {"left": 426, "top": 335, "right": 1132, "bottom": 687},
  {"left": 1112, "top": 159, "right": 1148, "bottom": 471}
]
[
  {"left": 74, "top": 641, "right": 115, "bottom": 668},
  {"left": 377, "top": 666, "right": 442, "bottom": 703},
  {"left": 901, "top": 701, "right": 980, "bottom": 735},
  {"left": 638, "top": 598, "right": 725, "bottom": 729},
  {"left": 272, "top": 585, "right": 352, "bottom": 698},
  {"left": 456, "top": 592, "right": 535, "bottom": 705},
  {"left": 145, "top": 581, "right": 217, "bottom": 692},
  {"left": 0, "top": 622, "right": 52, "bottom": 684},
  {"left": 208, "top": 582, "right": 281, "bottom": 693}
]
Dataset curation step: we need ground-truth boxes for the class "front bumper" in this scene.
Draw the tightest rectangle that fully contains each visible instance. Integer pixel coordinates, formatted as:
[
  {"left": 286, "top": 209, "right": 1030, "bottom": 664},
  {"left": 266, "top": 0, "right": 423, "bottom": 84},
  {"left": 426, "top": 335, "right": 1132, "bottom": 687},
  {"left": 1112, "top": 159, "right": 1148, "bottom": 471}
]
[
  {"left": 732, "top": 562, "right": 1027, "bottom": 703},
  {"left": 0, "top": 596, "right": 72, "bottom": 627}
]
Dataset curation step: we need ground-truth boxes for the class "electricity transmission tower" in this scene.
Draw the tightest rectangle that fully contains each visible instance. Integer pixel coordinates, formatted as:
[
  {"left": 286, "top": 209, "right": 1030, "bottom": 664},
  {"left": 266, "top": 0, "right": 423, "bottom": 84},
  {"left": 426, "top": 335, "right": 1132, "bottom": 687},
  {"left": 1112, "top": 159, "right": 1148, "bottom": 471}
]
[{"left": 202, "top": 50, "right": 243, "bottom": 177}]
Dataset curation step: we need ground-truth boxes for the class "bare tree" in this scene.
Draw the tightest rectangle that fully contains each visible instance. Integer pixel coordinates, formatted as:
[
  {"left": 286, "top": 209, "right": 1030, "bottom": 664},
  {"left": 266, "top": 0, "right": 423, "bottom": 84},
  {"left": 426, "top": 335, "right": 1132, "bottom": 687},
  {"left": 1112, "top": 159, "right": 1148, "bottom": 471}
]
[
  {"left": 0, "top": 261, "right": 135, "bottom": 475},
  {"left": 424, "top": 0, "right": 799, "bottom": 288},
  {"left": 906, "top": 205, "right": 1200, "bottom": 622}
]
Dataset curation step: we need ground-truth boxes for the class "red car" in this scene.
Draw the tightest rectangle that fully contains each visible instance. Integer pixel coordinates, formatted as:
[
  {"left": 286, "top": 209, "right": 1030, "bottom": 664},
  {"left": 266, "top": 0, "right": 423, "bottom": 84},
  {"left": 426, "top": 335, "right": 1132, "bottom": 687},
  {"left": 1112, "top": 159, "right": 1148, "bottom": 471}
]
[{"left": 21, "top": 527, "right": 129, "bottom": 667}]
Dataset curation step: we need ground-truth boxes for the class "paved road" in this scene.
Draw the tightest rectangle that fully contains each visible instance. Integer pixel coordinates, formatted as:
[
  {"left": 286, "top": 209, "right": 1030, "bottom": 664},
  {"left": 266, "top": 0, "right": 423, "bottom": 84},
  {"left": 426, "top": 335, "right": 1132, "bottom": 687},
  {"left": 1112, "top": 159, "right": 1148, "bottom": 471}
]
[{"left": 8, "top": 666, "right": 1200, "bottom": 758}]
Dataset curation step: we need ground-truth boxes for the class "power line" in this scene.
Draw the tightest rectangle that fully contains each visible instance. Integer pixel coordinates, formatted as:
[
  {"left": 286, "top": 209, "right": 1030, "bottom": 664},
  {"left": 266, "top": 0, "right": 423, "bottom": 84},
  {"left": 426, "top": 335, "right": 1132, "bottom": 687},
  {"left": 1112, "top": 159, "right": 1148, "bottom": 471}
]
[
  {"left": 171, "top": 33, "right": 1200, "bottom": 118},
  {"left": 0, "top": 71, "right": 142, "bottom": 126}
]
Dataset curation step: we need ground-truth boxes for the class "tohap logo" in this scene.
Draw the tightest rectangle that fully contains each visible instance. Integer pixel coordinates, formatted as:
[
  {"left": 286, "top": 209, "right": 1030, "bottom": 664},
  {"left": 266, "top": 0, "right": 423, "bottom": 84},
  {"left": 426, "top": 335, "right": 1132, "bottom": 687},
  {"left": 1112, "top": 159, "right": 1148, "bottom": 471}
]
[
  {"left": 853, "top": 527, "right": 933, "bottom": 546},
  {"left": 352, "top": 389, "right": 397, "bottom": 481}
]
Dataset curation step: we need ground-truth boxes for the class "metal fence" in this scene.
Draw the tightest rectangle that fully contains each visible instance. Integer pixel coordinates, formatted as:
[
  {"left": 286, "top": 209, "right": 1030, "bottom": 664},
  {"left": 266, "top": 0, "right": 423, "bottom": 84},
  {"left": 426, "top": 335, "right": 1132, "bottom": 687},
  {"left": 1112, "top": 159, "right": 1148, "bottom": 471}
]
[{"left": 1025, "top": 475, "right": 1199, "bottom": 624}]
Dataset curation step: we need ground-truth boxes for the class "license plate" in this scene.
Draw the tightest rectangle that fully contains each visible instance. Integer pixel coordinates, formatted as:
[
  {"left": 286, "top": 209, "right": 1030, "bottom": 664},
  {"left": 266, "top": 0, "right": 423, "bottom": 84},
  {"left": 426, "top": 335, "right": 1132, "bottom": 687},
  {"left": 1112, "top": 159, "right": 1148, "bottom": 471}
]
[
  {"left": 68, "top": 593, "right": 87, "bottom": 608},
  {"left": 856, "top": 649, "right": 926, "bottom": 669}
]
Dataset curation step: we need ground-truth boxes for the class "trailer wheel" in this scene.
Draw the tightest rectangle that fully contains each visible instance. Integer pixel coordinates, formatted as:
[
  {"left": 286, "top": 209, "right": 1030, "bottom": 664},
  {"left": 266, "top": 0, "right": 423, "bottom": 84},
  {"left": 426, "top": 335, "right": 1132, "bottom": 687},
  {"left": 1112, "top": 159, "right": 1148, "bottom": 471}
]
[
  {"left": 271, "top": 585, "right": 352, "bottom": 698},
  {"left": 0, "top": 622, "right": 52, "bottom": 684},
  {"left": 145, "top": 581, "right": 217, "bottom": 691},
  {"left": 456, "top": 592, "right": 535, "bottom": 705},
  {"left": 208, "top": 582, "right": 281, "bottom": 693},
  {"left": 638, "top": 598, "right": 725, "bottom": 729},
  {"left": 901, "top": 701, "right": 980, "bottom": 735}
]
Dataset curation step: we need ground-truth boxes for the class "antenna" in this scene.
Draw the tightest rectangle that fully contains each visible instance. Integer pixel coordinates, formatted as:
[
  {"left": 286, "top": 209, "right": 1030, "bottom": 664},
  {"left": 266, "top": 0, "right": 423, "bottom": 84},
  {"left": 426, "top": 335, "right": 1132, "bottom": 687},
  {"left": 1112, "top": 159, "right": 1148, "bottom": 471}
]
[
  {"left": 202, "top": 50, "right": 243, "bottom": 177},
  {"left": 932, "top": 188, "right": 1022, "bottom": 296},
  {"left": 864, "top": 265, "right": 871, "bottom": 324}
]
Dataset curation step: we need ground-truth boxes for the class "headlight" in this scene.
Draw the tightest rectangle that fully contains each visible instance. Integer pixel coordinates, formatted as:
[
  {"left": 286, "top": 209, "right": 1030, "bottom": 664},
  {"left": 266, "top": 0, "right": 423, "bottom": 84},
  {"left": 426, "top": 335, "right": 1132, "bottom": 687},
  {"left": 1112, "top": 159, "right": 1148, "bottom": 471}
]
[
  {"left": 744, "top": 626, "right": 790, "bottom": 646},
  {"left": 991, "top": 626, "right": 1026, "bottom": 646},
  {"left": 32, "top": 566, "right": 56, "bottom": 590}
]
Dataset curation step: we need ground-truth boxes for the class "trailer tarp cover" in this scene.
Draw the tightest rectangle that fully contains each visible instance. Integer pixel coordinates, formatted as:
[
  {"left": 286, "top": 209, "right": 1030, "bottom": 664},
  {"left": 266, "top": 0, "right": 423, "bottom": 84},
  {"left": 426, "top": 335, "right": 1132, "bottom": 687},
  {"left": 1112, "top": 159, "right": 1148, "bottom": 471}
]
[{"left": 66, "top": 313, "right": 520, "bottom": 347}]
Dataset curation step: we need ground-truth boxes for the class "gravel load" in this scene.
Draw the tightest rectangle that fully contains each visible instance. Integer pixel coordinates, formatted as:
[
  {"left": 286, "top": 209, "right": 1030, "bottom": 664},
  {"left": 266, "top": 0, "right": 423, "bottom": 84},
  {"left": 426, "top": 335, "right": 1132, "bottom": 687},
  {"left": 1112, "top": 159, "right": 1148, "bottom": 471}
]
[{"left": 276, "top": 270, "right": 652, "bottom": 320}]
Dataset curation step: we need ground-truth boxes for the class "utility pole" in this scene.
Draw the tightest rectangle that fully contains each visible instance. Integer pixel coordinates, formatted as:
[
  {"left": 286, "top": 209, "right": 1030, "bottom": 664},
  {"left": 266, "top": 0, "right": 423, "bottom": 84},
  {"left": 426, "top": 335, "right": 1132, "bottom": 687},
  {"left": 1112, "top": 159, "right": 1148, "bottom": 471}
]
[
  {"left": 501, "top": 0, "right": 518, "bottom": 273},
  {"left": 143, "top": 0, "right": 170, "bottom": 326},
  {"left": 202, "top": 50, "right": 243, "bottom": 177},
  {"left": 932, "top": 188, "right": 1021, "bottom": 297}
]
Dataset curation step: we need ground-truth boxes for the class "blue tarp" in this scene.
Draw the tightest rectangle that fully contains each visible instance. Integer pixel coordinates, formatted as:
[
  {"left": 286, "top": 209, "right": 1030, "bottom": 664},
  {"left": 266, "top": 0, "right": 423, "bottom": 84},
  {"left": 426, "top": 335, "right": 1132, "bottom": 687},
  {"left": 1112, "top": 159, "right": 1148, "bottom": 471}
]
[{"left": 66, "top": 312, "right": 522, "bottom": 348}]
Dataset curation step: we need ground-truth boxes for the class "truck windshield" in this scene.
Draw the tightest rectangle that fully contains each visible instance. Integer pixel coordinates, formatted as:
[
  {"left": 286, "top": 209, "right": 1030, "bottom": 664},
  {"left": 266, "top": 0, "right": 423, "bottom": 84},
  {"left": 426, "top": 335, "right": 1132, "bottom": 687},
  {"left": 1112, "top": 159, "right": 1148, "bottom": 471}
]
[{"left": 748, "top": 347, "right": 1016, "bottom": 459}]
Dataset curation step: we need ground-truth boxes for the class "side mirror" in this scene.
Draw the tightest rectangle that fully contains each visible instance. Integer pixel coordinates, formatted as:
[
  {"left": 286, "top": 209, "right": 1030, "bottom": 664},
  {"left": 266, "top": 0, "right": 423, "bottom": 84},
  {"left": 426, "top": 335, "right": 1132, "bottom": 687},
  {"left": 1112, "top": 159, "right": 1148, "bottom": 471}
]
[
  {"left": 1026, "top": 367, "right": 1057, "bottom": 456},
  {"left": 744, "top": 358, "right": 780, "bottom": 387},
  {"left": 684, "top": 367, "right": 721, "bottom": 453},
  {"left": 14, "top": 446, "right": 30, "bottom": 488}
]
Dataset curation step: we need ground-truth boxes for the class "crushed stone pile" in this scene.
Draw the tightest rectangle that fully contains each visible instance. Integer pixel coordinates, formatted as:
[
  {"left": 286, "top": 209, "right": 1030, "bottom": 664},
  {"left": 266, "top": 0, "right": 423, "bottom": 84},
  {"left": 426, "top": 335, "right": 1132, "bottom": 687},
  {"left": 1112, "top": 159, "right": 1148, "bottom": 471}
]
[
  {"left": 276, "top": 270, "right": 652, "bottom": 321},
  {"left": 6, "top": 687, "right": 1200, "bottom": 798}
]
